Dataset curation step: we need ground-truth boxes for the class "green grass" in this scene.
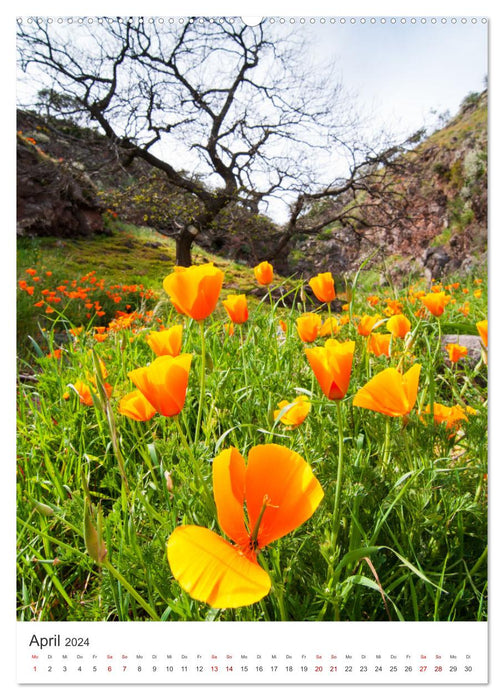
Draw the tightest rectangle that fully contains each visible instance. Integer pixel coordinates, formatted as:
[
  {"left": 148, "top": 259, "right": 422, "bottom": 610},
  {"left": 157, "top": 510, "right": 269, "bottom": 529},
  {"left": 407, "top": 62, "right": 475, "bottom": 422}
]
[
  {"left": 16, "top": 227, "right": 487, "bottom": 623},
  {"left": 419, "top": 91, "right": 487, "bottom": 153}
]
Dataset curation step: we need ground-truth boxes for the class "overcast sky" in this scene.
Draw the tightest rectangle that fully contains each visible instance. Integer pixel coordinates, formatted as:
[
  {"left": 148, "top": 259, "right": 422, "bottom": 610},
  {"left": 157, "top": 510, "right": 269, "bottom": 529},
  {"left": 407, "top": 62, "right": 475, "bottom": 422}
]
[{"left": 298, "top": 17, "right": 487, "bottom": 137}]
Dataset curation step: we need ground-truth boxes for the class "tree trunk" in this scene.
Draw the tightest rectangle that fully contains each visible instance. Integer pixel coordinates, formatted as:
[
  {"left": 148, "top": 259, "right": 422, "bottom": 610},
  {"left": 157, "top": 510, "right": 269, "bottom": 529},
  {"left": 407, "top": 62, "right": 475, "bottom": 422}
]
[{"left": 175, "top": 224, "right": 198, "bottom": 266}]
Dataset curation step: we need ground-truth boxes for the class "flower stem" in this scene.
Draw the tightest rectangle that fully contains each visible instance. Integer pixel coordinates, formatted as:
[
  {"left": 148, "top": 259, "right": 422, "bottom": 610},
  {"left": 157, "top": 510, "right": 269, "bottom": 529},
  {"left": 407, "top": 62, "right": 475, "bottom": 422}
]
[
  {"left": 327, "top": 301, "right": 334, "bottom": 336},
  {"left": 194, "top": 320, "right": 206, "bottom": 444},
  {"left": 332, "top": 400, "right": 345, "bottom": 549},
  {"left": 92, "top": 350, "right": 129, "bottom": 496},
  {"left": 402, "top": 419, "right": 415, "bottom": 472},
  {"left": 267, "top": 285, "right": 274, "bottom": 310},
  {"left": 428, "top": 317, "right": 442, "bottom": 431},
  {"left": 381, "top": 416, "right": 392, "bottom": 474},
  {"left": 319, "top": 400, "right": 347, "bottom": 621},
  {"left": 238, "top": 325, "right": 249, "bottom": 387}
]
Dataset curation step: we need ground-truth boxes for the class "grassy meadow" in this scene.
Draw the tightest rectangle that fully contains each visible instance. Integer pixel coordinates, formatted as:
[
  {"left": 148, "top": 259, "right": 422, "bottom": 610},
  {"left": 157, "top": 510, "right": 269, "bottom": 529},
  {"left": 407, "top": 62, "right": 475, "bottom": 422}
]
[{"left": 16, "top": 225, "right": 487, "bottom": 622}]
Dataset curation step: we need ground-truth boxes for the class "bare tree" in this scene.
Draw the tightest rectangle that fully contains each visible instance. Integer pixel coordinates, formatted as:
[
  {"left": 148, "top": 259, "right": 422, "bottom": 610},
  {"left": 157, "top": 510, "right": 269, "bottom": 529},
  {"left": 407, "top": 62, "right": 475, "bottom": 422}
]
[
  {"left": 17, "top": 17, "right": 414, "bottom": 267},
  {"left": 269, "top": 128, "right": 427, "bottom": 262}
]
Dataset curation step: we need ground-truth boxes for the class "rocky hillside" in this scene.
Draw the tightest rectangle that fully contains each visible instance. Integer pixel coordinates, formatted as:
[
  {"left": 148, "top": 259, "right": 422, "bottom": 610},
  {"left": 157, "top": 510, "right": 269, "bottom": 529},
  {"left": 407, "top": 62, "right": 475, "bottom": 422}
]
[
  {"left": 17, "top": 90, "right": 487, "bottom": 280},
  {"left": 290, "top": 90, "right": 487, "bottom": 282},
  {"left": 17, "top": 110, "right": 149, "bottom": 238}
]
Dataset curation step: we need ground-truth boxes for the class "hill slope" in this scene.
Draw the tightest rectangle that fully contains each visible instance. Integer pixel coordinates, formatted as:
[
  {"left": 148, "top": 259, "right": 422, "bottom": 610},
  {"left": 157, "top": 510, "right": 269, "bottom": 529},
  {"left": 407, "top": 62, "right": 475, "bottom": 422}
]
[{"left": 290, "top": 91, "right": 487, "bottom": 282}]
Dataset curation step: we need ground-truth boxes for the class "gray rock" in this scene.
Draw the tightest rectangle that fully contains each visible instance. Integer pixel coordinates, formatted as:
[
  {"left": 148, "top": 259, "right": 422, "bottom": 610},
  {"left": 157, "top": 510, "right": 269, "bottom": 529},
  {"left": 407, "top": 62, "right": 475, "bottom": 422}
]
[{"left": 441, "top": 334, "right": 484, "bottom": 366}]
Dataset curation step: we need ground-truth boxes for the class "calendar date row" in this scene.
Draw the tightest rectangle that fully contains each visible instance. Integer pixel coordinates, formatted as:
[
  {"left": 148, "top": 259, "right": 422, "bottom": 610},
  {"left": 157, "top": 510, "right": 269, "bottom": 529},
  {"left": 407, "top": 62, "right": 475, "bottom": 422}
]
[{"left": 31, "top": 662, "right": 474, "bottom": 674}]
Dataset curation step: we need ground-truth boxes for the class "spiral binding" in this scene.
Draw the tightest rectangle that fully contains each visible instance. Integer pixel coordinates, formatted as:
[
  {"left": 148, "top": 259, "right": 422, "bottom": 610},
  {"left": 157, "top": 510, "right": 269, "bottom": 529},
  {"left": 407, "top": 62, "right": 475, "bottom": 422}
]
[{"left": 17, "top": 17, "right": 488, "bottom": 25}]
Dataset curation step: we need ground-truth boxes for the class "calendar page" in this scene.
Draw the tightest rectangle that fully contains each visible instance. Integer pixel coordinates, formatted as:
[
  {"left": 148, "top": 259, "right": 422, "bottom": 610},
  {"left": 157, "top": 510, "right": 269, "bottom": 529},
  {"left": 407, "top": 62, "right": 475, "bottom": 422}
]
[{"left": 13, "top": 5, "right": 491, "bottom": 691}]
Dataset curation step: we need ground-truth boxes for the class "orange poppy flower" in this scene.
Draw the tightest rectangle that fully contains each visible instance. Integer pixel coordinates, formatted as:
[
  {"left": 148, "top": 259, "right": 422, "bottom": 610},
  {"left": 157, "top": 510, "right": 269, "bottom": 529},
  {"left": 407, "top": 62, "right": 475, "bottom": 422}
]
[
  {"left": 423, "top": 403, "right": 468, "bottom": 430},
  {"left": 476, "top": 320, "right": 488, "bottom": 348},
  {"left": 305, "top": 339, "right": 355, "bottom": 400},
  {"left": 128, "top": 354, "right": 192, "bottom": 417},
  {"left": 296, "top": 313, "right": 322, "bottom": 342},
  {"left": 308, "top": 272, "right": 336, "bottom": 303},
  {"left": 274, "top": 395, "right": 311, "bottom": 428},
  {"left": 357, "top": 313, "right": 383, "bottom": 336},
  {"left": 146, "top": 325, "right": 183, "bottom": 357},
  {"left": 383, "top": 299, "right": 403, "bottom": 317},
  {"left": 319, "top": 317, "right": 339, "bottom": 337},
  {"left": 118, "top": 390, "right": 157, "bottom": 421},
  {"left": 366, "top": 333, "right": 392, "bottom": 358},
  {"left": 163, "top": 263, "right": 224, "bottom": 321},
  {"left": 167, "top": 444, "right": 324, "bottom": 608},
  {"left": 445, "top": 343, "right": 468, "bottom": 363},
  {"left": 353, "top": 364, "right": 421, "bottom": 417},
  {"left": 367, "top": 295, "right": 380, "bottom": 306},
  {"left": 253, "top": 261, "right": 274, "bottom": 286},
  {"left": 386, "top": 314, "right": 411, "bottom": 339},
  {"left": 222, "top": 294, "right": 249, "bottom": 324},
  {"left": 72, "top": 379, "right": 112, "bottom": 406},
  {"left": 458, "top": 301, "right": 470, "bottom": 317},
  {"left": 421, "top": 291, "right": 451, "bottom": 317}
]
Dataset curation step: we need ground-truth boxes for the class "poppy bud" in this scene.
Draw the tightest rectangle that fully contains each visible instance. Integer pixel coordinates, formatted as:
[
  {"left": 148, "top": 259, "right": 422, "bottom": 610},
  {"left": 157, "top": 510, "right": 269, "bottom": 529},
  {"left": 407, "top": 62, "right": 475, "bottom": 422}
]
[
  {"left": 164, "top": 470, "right": 174, "bottom": 493},
  {"left": 84, "top": 502, "right": 107, "bottom": 565},
  {"left": 253, "top": 261, "right": 274, "bottom": 286},
  {"left": 308, "top": 272, "right": 336, "bottom": 303}
]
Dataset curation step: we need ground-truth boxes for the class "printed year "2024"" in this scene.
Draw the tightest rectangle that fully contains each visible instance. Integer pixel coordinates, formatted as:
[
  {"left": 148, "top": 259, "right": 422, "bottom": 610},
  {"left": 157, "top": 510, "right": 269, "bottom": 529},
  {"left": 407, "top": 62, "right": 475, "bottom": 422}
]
[{"left": 28, "top": 635, "right": 90, "bottom": 649}]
